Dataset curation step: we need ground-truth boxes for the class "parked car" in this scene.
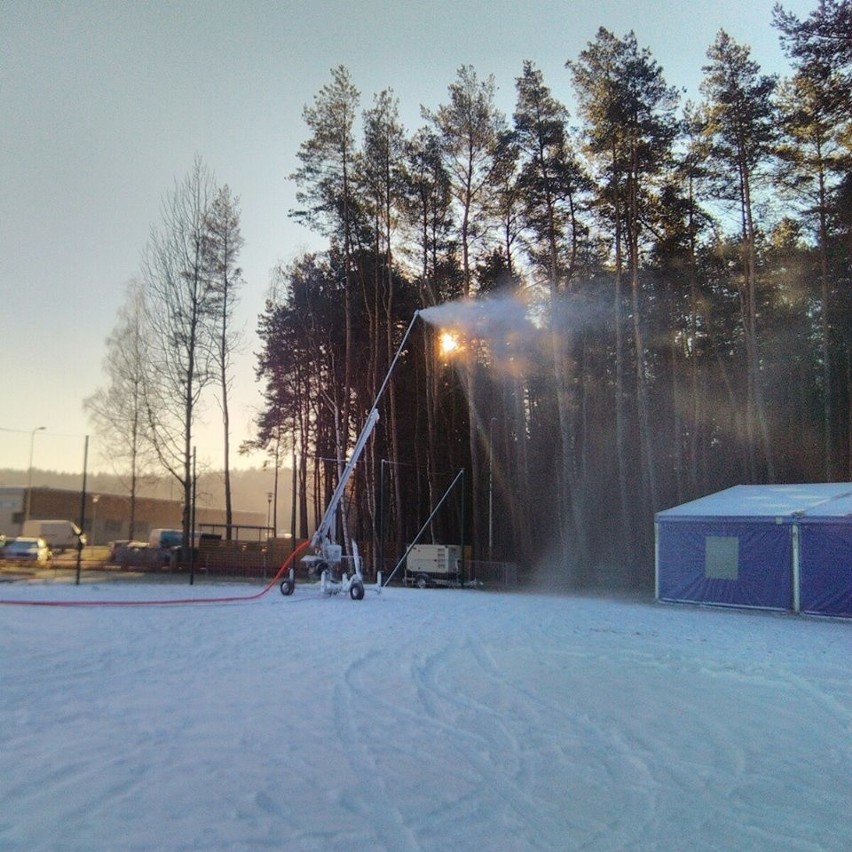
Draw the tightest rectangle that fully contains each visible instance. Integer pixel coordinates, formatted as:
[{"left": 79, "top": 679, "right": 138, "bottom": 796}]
[
  {"left": 3, "top": 537, "right": 52, "bottom": 564},
  {"left": 107, "top": 540, "right": 148, "bottom": 564}
]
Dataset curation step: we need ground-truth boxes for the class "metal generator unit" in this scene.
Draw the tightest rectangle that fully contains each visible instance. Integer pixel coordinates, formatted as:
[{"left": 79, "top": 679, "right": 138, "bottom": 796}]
[{"left": 405, "top": 544, "right": 463, "bottom": 588}]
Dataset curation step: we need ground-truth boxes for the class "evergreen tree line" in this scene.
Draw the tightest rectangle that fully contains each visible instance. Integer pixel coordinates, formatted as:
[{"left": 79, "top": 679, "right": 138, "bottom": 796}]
[{"left": 255, "top": 6, "right": 851, "bottom": 584}]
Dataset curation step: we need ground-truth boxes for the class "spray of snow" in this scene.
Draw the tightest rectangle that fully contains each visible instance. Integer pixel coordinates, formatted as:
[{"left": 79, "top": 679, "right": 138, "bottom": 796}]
[
  {"left": 419, "top": 292, "right": 541, "bottom": 370},
  {"left": 419, "top": 291, "right": 534, "bottom": 334},
  {"left": 419, "top": 288, "right": 609, "bottom": 372}
]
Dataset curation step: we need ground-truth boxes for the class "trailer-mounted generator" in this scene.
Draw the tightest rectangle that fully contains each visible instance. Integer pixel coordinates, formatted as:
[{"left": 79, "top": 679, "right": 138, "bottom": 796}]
[{"left": 405, "top": 544, "right": 463, "bottom": 588}]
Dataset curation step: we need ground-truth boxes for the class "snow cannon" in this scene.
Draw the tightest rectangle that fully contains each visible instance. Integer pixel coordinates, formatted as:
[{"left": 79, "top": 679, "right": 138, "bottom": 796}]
[{"left": 280, "top": 311, "right": 422, "bottom": 600}]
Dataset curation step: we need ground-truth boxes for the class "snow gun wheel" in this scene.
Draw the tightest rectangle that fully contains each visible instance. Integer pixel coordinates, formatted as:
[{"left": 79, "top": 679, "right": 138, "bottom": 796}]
[
  {"left": 349, "top": 580, "right": 365, "bottom": 600},
  {"left": 280, "top": 577, "right": 295, "bottom": 596},
  {"left": 415, "top": 573, "right": 429, "bottom": 589}
]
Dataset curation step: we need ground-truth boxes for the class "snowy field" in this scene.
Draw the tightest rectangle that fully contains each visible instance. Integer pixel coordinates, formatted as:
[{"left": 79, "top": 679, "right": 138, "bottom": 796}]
[{"left": 1, "top": 579, "right": 849, "bottom": 851}]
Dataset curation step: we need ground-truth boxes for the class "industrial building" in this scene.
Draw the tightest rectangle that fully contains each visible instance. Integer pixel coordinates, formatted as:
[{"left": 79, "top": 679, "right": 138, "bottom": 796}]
[{"left": 0, "top": 486, "right": 265, "bottom": 545}]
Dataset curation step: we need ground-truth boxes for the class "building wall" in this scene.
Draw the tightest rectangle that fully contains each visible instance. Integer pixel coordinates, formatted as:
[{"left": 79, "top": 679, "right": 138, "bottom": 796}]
[
  {"left": 0, "top": 488, "right": 24, "bottom": 538},
  {"left": 0, "top": 487, "right": 265, "bottom": 544}
]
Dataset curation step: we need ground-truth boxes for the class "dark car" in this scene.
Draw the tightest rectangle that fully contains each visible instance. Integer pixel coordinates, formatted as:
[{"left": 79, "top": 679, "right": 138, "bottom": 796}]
[{"left": 107, "top": 540, "right": 149, "bottom": 565}]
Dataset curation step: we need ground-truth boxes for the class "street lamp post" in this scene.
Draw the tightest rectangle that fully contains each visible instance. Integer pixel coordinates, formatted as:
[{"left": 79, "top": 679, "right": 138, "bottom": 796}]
[
  {"left": 24, "top": 426, "right": 46, "bottom": 529},
  {"left": 91, "top": 495, "right": 100, "bottom": 547},
  {"left": 266, "top": 492, "right": 273, "bottom": 537}
]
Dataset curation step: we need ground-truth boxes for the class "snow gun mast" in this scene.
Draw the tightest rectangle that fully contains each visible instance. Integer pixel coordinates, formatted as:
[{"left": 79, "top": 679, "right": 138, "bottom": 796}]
[{"left": 280, "top": 311, "right": 421, "bottom": 600}]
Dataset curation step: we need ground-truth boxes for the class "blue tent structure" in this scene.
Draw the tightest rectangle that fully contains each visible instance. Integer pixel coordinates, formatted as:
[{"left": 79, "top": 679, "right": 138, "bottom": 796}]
[{"left": 655, "top": 484, "right": 852, "bottom": 618}]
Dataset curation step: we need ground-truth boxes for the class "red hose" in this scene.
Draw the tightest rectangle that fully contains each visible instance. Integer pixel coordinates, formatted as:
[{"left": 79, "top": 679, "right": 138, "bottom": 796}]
[{"left": 0, "top": 540, "right": 311, "bottom": 608}]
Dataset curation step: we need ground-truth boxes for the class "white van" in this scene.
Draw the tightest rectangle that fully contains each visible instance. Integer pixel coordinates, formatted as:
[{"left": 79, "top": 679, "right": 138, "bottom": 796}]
[
  {"left": 148, "top": 529, "right": 185, "bottom": 550},
  {"left": 147, "top": 529, "right": 204, "bottom": 566},
  {"left": 21, "top": 519, "right": 85, "bottom": 551}
]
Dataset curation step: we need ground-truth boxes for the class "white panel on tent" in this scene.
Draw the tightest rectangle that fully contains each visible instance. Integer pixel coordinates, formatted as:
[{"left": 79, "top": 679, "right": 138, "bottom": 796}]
[{"left": 705, "top": 537, "right": 739, "bottom": 580}]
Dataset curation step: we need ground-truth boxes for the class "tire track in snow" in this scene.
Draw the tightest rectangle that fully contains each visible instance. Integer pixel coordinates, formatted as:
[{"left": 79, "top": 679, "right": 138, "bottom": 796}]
[
  {"left": 784, "top": 669, "right": 852, "bottom": 736},
  {"left": 333, "top": 649, "right": 421, "bottom": 852},
  {"left": 331, "top": 605, "right": 664, "bottom": 849},
  {"left": 467, "top": 617, "right": 668, "bottom": 834},
  {"left": 330, "top": 632, "right": 548, "bottom": 848},
  {"left": 405, "top": 629, "right": 579, "bottom": 848},
  {"left": 468, "top": 612, "right": 769, "bottom": 849}
]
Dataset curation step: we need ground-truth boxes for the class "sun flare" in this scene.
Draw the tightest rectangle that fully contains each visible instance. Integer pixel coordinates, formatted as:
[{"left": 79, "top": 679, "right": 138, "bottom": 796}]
[{"left": 438, "top": 330, "right": 461, "bottom": 357}]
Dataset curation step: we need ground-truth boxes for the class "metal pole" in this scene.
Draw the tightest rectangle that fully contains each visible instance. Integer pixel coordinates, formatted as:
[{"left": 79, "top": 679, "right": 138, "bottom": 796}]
[
  {"left": 24, "top": 425, "right": 45, "bottom": 529},
  {"left": 189, "top": 447, "right": 197, "bottom": 585},
  {"left": 290, "top": 451, "right": 297, "bottom": 544},
  {"left": 379, "top": 459, "right": 386, "bottom": 581},
  {"left": 792, "top": 523, "right": 801, "bottom": 614},
  {"left": 91, "top": 495, "right": 100, "bottom": 547},
  {"left": 460, "top": 468, "right": 467, "bottom": 586},
  {"left": 75, "top": 435, "right": 89, "bottom": 586},
  {"left": 488, "top": 416, "right": 496, "bottom": 561},
  {"left": 272, "top": 437, "right": 280, "bottom": 539},
  {"left": 373, "top": 311, "right": 420, "bottom": 411}
]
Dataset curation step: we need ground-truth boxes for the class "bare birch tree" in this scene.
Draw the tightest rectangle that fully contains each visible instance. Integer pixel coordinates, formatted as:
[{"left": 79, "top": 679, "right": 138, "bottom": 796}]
[
  {"left": 83, "top": 277, "right": 154, "bottom": 539},
  {"left": 142, "top": 156, "right": 220, "bottom": 549},
  {"left": 204, "top": 185, "right": 244, "bottom": 537}
]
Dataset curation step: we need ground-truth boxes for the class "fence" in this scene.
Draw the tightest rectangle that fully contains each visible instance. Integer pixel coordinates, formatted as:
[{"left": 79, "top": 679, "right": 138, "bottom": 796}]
[
  {"left": 465, "top": 560, "right": 519, "bottom": 590},
  {"left": 111, "top": 539, "right": 299, "bottom": 580},
  {"left": 80, "top": 543, "right": 520, "bottom": 590}
]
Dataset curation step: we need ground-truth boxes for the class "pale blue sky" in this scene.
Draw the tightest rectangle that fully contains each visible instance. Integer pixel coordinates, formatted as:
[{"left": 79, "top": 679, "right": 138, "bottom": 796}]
[{"left": 0, "top": 0, "right": 814, "bottom": 474}]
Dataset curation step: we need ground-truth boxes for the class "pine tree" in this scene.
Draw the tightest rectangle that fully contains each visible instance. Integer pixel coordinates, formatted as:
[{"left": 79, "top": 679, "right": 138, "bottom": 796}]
[
  {"left": 774, "top": 2, "right": 852, "bottom": 479},
  {"left": 514, "top": 60, "right": 592, "bottom": 571},
  {"left": 291, "top": 66, "right": 362, "bottom": 456},
  {"left": 569, "top": 29, "right": 680, "bottom": 557},
  {"left": 425, "top": 65, "right": 505, "bottom": 298},
  {"left": 204, "top": 185, "right": 244, "bottom": 536},
  {"left": 425, "top": 65, "right": 506, "bottom": 558},
  {"left": 700, "top": 31, "right": 779, "bottom": 482}
]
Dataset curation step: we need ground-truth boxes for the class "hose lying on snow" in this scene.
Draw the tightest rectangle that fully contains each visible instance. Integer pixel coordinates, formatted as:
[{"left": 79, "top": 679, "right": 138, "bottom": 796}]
[{"left": 0, "top": 540, "right": 311, "bottom": 608}]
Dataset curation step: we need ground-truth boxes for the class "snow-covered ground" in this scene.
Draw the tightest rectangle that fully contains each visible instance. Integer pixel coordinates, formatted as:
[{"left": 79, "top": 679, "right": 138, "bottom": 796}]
[{"left": 1, "top": 578, "right": 849, "bottom": 851}]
